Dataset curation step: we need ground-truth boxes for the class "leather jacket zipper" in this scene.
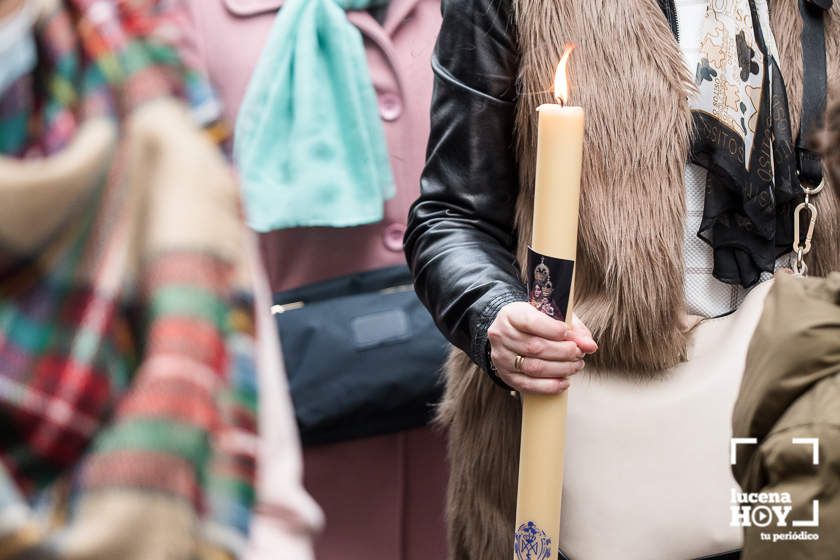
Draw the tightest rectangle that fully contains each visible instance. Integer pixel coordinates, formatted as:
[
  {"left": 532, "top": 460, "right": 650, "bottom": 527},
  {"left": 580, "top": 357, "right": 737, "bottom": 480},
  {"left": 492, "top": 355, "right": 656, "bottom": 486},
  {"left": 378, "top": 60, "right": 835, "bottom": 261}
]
[{"left": 659, "top": 0, "right": 680, "bottom": 41}]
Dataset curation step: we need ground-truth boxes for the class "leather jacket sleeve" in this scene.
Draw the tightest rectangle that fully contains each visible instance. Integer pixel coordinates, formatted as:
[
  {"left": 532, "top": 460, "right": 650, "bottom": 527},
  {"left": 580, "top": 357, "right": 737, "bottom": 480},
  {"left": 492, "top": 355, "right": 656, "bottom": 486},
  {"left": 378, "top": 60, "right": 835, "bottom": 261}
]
[{"left": 404, "top": 0, "right": 526, "bottom": 379}]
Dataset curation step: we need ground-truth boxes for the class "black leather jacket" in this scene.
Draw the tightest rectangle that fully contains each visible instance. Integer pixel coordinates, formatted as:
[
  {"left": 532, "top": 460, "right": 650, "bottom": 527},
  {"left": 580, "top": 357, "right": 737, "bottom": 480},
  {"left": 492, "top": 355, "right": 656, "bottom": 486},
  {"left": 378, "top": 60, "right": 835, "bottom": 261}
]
[{"left": 404, "top": 0, "right": 678, "bottom": 378}]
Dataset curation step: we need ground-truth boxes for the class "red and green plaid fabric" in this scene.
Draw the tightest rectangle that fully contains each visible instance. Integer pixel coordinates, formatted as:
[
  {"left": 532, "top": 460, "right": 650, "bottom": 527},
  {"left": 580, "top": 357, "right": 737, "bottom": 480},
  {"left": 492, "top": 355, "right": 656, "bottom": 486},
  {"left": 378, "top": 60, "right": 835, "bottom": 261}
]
[
  {"left": 82, "top": 251, "right": 259, "bottom": 536},
  {"left": 0, "top": 219, "right": 136, "bottom": 494},
  {"left": 0, "top": 1, "right": 255, "bottom": 557}
]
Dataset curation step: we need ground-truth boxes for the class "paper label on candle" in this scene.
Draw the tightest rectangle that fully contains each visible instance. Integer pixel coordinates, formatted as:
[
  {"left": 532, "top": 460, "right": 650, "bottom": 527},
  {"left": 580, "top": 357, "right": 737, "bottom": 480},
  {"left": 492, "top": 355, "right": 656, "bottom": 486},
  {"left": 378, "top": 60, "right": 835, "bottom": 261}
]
[
  {"left": 527, "top": 248, "right": 574, "bottom": 321},
  {"left": 514, "top": 521, "right": 552, "bottom": 559}
]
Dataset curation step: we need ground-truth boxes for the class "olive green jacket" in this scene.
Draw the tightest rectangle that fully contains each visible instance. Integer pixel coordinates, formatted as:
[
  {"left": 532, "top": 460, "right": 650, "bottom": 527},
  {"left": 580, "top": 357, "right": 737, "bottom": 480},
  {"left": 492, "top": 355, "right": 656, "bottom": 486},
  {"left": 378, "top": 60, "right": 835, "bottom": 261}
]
[{"left": 733, "top": 272, "right": 840, "bottom": 559}]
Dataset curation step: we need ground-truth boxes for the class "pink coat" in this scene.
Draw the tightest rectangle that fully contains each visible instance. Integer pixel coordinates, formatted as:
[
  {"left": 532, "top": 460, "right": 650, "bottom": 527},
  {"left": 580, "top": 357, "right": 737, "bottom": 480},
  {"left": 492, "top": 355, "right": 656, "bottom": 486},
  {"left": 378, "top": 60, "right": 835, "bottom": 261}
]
[
  {"left": 181, "top": 3, "right": 449, "bottom": 559},
  {"left": 185, "top": 0, "right": 442, "bottom": 291}
]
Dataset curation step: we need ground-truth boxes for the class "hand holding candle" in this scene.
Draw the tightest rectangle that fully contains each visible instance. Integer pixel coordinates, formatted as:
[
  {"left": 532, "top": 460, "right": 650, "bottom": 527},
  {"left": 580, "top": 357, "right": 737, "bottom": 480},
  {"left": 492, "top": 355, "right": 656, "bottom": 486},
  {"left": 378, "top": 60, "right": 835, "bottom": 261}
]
[
  {"left": 511, "top": 45, "right": 587, "bottom": 560},
  {"left": 487, "top": 305, "right": 594, "bottom": 394},
  {"left": 487, "top": 45, "right": 594, "bottom": 396}
]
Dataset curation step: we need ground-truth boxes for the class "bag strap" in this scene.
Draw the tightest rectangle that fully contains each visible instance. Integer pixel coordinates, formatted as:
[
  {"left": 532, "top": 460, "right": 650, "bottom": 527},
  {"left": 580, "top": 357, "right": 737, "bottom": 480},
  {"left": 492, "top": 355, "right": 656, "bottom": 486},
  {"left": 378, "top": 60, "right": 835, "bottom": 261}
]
[
  {"left": 797, "top": 0, "right": 831, "bottom": 187},
  {"left": 792, "top": 0, "right": 831, "bottom": 276}
]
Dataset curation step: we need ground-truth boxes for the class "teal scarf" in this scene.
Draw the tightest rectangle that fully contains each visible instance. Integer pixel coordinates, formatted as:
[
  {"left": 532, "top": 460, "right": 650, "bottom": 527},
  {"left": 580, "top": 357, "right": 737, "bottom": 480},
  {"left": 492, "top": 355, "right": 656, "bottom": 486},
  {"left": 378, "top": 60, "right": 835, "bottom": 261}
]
[{"left": 235, "top": 0, "right": 395, "bottom": 232}]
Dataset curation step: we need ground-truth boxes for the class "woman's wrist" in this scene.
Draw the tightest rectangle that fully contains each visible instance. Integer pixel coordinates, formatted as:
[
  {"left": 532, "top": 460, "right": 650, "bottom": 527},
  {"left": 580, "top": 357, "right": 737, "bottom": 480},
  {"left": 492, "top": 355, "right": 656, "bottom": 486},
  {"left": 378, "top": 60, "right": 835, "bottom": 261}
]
[
  {"left": 486, "top": 342, "right": 514, "bottom": 391},
  {"left": 472, "top": 289, "right": 528, "bottom": 386}
]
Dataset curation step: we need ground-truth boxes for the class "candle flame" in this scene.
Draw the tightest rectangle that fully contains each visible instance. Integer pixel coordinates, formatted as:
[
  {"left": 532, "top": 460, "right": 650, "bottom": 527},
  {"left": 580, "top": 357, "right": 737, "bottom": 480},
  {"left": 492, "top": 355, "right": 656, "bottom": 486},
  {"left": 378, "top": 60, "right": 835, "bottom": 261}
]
[{"left": 553, "top": 44, "right": 576, "bottom": 105}]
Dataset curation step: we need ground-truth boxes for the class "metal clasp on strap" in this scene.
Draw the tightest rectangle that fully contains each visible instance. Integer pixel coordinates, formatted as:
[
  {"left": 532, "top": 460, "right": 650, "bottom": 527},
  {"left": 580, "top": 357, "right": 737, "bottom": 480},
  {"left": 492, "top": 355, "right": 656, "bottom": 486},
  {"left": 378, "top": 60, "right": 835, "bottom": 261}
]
[
  {"left": 792, "top": 202, "right": 817, "bottom": 276},
  {"left": 792, "top": 178, "right": 825, "bottom": 277},
  {"left": 793, "top": 201, "right": 818, "bottom": 255}
]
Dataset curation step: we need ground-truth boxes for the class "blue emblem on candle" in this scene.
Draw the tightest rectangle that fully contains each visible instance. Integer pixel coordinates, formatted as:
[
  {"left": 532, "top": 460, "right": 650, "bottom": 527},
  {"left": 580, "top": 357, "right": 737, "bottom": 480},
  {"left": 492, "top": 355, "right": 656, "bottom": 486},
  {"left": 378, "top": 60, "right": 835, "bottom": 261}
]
[{"left": 514, "top": 521, "right": 552, "bottom": 560}]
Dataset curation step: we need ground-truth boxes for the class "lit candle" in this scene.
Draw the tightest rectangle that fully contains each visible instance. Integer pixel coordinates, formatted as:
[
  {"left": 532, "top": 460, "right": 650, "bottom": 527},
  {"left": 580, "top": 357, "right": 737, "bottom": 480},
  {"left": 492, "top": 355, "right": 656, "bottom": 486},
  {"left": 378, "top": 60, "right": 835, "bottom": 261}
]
[{"left": 513, "top": 45, "right": 584, "bottom": 560}]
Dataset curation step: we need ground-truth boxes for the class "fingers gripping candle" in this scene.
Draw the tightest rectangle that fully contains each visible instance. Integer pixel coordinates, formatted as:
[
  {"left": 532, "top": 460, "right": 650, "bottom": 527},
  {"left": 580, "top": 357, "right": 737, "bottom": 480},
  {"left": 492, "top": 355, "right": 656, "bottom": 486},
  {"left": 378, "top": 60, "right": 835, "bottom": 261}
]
[{"left": 513, "top": 45, "right": 584, "bottom": 560}]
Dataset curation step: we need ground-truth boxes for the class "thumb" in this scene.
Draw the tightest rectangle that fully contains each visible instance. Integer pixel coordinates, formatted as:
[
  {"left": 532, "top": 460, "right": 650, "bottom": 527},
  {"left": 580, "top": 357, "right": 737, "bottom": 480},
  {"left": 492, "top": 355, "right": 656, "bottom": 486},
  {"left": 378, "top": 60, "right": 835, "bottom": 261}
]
[{"left": 568, "top": 315, "right": 598, "bottom": 354}]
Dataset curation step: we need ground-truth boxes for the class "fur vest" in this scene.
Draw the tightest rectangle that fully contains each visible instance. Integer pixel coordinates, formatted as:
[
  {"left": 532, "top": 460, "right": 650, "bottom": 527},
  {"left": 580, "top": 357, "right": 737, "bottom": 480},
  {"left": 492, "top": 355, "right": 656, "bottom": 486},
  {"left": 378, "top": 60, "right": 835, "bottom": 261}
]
[{"left": 439, "top": 1, "right": 840, "bottom": 558}]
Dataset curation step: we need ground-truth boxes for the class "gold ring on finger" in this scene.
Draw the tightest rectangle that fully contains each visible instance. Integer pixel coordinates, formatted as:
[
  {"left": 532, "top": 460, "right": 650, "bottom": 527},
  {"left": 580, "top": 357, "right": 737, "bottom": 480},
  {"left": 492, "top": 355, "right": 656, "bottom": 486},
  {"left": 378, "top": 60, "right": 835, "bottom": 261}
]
[{"left": 514, "top": 354, "right": 526, "bottom": 372}]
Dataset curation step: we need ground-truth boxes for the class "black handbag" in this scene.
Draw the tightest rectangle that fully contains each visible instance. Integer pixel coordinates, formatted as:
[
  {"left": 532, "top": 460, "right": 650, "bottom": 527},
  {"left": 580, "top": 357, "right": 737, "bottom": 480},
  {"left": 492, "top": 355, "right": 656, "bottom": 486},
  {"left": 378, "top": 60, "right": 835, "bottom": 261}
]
[{"left": 273, "top": 266, "right": 449, "bottom": 446}]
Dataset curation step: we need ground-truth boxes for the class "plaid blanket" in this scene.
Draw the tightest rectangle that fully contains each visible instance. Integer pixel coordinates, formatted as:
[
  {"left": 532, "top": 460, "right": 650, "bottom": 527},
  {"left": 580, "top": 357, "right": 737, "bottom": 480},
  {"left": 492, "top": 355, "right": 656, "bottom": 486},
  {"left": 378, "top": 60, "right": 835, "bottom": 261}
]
[{"left": 0, "top": 1, "right": 257, "bottom": 558}]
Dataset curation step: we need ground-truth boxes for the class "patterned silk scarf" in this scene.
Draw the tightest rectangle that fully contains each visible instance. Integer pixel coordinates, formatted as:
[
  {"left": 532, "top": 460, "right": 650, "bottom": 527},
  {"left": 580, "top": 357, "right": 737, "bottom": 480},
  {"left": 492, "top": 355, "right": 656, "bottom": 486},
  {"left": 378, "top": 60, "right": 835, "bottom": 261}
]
[{"left": 690, "top": 0, "right": 800, "bottom": 288}]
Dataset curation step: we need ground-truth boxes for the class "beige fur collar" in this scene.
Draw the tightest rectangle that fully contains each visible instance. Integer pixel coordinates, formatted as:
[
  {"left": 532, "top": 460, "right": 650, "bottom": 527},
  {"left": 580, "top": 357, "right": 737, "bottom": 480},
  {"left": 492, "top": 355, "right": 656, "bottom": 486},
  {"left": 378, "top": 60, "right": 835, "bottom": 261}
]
[{"left": 439, "top": 1, "right": 840, "bottom": 558}]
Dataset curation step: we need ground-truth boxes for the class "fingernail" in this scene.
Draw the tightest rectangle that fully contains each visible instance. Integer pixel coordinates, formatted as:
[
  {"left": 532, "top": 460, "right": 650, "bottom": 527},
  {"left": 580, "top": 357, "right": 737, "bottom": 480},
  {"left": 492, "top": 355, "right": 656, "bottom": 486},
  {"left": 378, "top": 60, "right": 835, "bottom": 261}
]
[{"left": 577, "top": 360, "right": 585, "bottom": 370}]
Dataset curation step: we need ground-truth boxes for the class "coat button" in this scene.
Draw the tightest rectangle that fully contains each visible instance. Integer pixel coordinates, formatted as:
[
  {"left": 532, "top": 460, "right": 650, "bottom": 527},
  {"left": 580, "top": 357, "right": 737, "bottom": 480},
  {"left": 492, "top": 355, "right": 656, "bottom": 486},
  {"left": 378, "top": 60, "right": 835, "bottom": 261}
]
[
  {"left": 378, "top": 92, "right": 403, "bottom": 122},
  {"left": 383, "top": 223, "right": 406, "bottom": 252}
]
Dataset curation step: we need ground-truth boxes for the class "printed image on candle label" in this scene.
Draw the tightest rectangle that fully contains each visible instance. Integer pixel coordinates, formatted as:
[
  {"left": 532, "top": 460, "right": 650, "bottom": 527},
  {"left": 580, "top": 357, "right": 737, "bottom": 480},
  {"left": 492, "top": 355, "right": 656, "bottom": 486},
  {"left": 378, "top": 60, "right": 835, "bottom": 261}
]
[
  {"left": 527, "top": 247, "right": 574, "bottom": 321},
  {"left": 514, "top": 521, "right": 552, "bottom": 560}
]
